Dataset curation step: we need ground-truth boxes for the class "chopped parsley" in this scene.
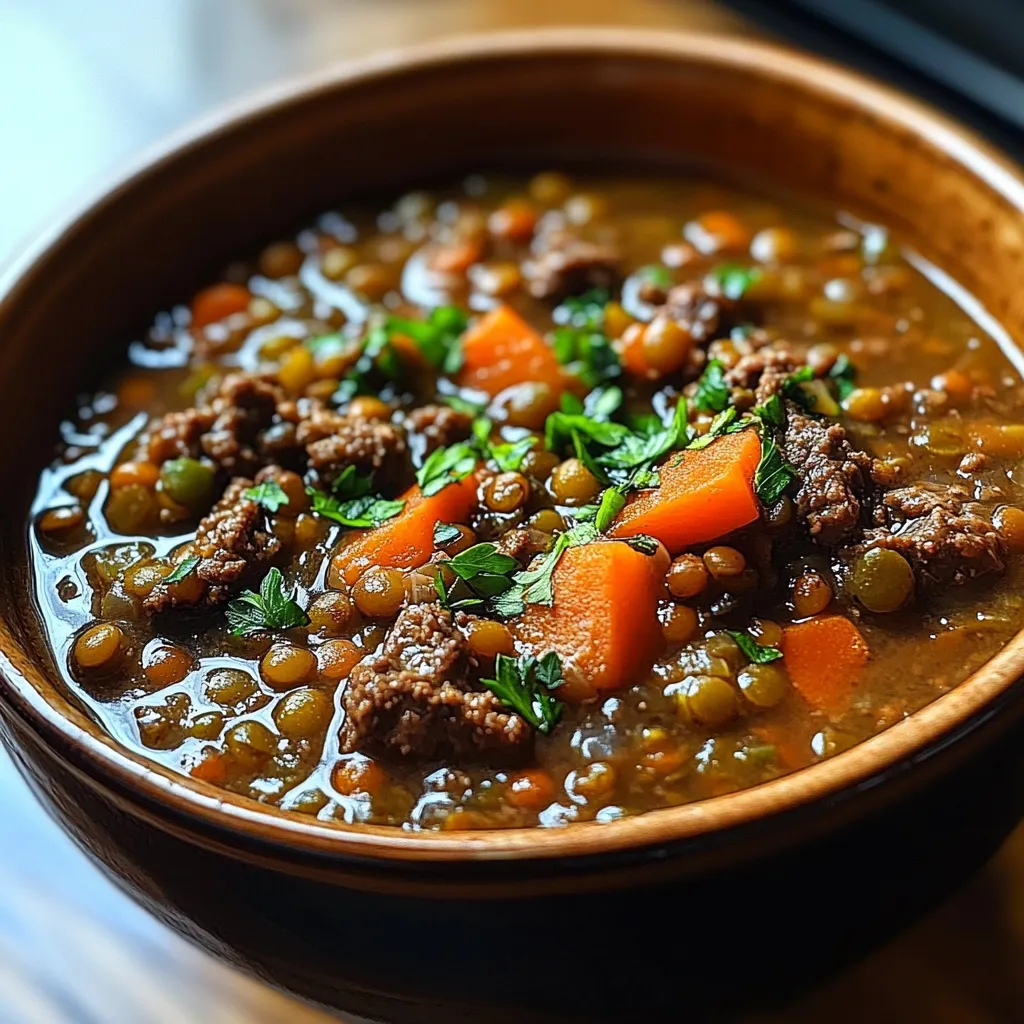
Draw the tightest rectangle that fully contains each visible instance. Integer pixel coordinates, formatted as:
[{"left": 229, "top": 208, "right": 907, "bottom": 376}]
[
  {"left": 750, "top": 394, "right": 798, "bottom": 506},
  {"left": 708, "top": 262, "right": 762, "bottom": 300},
  {"left": 416, "top": 440, "right": 479, "bottom": 496},
  {"left": 635, "top": 264, "right": 673, "bottom": 288},
  {"left": 386, "top": 305, "right": 468, "bottom": 374},
  {"left": 226, "top": 567, "right": 309, "bottom": 637},
  {"left": 307, "top": 489, "right": 405, "bottom": 528},
  {"left": 434, "top": 541, "right": 518, "bottom": 610},
  {"left": 164, "top": 555, "right": 200, "bottom": 584},
  {"left": 727, "top": 629, "right": 784, "bottom": 664},
  {"left": 685, "top": 406, "right": 741, "bottom": 451},
  {"left": 828, "top": 353, "right": 858, "bottom": 400},
  {"left": 433, "top": 521, "right": 464, "bottom": 547},
  {"left": 781, "top": 365, "right": 817, "bottom": 413},
  {"left": 482, "top": 651, "right": 565, "bottom": 733},
  {"left": 551, "top": 288, "right": 620, "bottom": 388},
  {"left": 307, "top": 465, "right": 404, "bottom": 528},
  {"left": 243, "top": 479, "right": 290, "bottom": 512},
  {"left": 693, "top": 359, "right": 731, "bottom": 412},
  {"left": 471, "top": 417, "right": 536, "bottom": 473}
]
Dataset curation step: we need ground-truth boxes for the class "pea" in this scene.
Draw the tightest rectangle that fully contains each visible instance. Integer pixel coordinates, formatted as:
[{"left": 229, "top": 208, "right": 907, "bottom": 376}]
[
  {"left": 106, "top": 483, "right": 157, "bottom": 533},
  {"left": 142, "top": 642, "right": 193, "bottom": 687},
  {"left": 550, "top": 458, "right": 600, "bottom": 506},
  {"left": 520, "top": 449, "right": 560, "bottom": 481},
  {"left": 352, "top": 567, "right": 406, "bottom": 618},
  {"left": 261, "top": 644, "right": 317, "bottom": 690},
  {"left": 483, "top": 472, "right": 529, "bottom": 513},
  {"left": 123, "top": 560, "right": 173, "bottom": 598},
  {"left": 704, "top": 632, "right": 744, "bottom": 671},
  {"left": 683, "top": 674, "right": 738, "bottom": 727},
  {"left": 640, "top": 315, "right": 694, "bottom": 376},
  {"left": 792, "top": 570, "right": 833, "bottom": 618},
  {"left": 465, "top": 619, "right": 515, "bottom": 659},
  {"left": 738, "top": 663, "right": 789, "bottom": 708},
  {"left": 204, "top": 667, "right": 258, "bottom": 706},
  {"left": 308, "top": 591, "right": 353, "bottom": 635},
  {"left": 528, "top": 509, "right": 565, "bottom": 534},
  {"left": 498, "top": 381, "right": 559, "bottom": 431},
  {"left": 160, "top": 458, "right": 215, "bottom": 512},
  {"left": 273, "top": 687, "right": 332, "bottom": 739},
  {"left": 703, "top": 546, "right": 746, "bottom": 579},
  {"left": 851, "top": 547, "right": 914, "bottom": 613},
  {"left": 74, "top": 622, "right": 125, "bottom": 670},
  {"left": 667, "top": 553, "right": 709, "bottom": 598},
  {"left": 995, "top": 506, "right": 1024, "bottom": 551},
  {"left": 224, "top": 720, "right": 278, "bottom": 771},
  {"left": 661, "top": 603, "right": 698, "bottom": 644}
]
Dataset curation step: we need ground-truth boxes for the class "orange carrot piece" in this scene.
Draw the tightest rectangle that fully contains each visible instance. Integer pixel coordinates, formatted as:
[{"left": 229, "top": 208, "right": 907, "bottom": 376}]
[
  {"left": 610, "top": 429, "right": 762, "bottom": 553},
  {"left": 513, "top": 540, "right": 666, "bottom": 701},
  {"left": 330, "top": 475, "right": 478, "bottom": 585},
  {"left": 457, "top": 305, "right": 564, "bottom": 397},
  {"left": 189, "top": 749, "right": 229, "bottom": 785},
  {"left": 781, "top": 615, "right": 870, "bottom": 713},
  {"left": 190, "top": 282, "right": 251, "bottom": 328}
]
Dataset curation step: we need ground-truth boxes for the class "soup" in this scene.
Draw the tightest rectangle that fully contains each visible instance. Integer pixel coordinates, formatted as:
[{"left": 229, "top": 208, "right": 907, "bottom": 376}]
[{"left": 29, "top": 173, "right": 1024, "bottom": 830}]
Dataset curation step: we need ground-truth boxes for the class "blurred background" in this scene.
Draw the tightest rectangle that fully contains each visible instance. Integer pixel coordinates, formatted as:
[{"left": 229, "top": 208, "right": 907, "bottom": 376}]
[{"left": 3, "top": 1, "right": 1024, "bottom": 1022}]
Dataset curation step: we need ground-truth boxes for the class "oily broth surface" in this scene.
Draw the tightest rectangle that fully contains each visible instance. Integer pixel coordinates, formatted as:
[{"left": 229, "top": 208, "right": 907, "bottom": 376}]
[{"left": 28, "top": 174, "right": 1024, "bottom": 829}]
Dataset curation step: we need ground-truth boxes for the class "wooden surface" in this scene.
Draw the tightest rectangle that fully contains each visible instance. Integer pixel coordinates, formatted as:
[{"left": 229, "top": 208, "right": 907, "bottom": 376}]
[{"left": 3, "top": 2, "right": 1024, "bottom": 1021}]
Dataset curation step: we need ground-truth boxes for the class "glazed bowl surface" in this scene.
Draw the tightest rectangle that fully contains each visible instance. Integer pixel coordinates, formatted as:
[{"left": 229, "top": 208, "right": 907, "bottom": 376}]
[{"left": 4, "top": 27, "right": 1024, "bottom": 1020}]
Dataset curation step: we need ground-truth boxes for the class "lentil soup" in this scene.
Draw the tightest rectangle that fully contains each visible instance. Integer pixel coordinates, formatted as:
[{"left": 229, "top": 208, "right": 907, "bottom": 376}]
[{"left": 29, "top": 173, "right": 1024, "bottom": 831}]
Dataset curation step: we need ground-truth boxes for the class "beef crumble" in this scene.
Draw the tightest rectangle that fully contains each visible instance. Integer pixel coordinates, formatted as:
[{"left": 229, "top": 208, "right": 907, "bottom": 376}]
[{"left": 340, "top": 605, "right": 531, "bottom": 760}]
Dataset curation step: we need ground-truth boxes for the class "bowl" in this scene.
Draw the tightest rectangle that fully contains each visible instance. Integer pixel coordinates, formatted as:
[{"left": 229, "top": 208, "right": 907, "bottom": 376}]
[{"left": 4, "top": 28, "right": 1024, "bottom": 1021}]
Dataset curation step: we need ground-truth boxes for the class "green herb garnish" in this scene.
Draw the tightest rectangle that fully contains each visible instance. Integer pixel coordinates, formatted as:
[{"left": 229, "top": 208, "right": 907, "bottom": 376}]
[
  {"left": 433, "top": 521, "right": 463, "bottom": 547},
  {"left": 636, "top": 264, "right": 673, "bottom": 289},
  {"left": 482, "top": 651, "right": 565, "bottom": 733},
  {"left": 726, "top": 629, "right": 784, "bottom": 664},
  {"left": 594, "top": 486, "right": 627, "bottom": 532},
  {"left": 435, "top": 541, "right": 519, "bottom": 610},
  {"left": 243, "top": 479, "right": 290, "bottom": 512},
  {"left": 164, "top": 555, "right": 200, "bottom": 584},
  {"left": 708, "top": 262, "right": 762, "bottom": 300},
  {"left": 307, "top": 489, "right": 405, "bottom": 528},
  {"left": 226, "top": 567, "right": 309, "bottom": 637},
  {"left": 693, "top": 358, "right": 731, "bottom": 413},
  {"left": 416, "top": 440, "right": 479, "bottom": 497},
  {"left": 551, "top": 289, "right": 621, "bottom": 389},
  {"left": 828, "top": 353, "right": 858, "bottom": 400},
  {"left": 472, "top": 417, "right": 536, "bottom": 473},
  {"left": 387, "top": 305, "right": 468, "bottom": 374},
  {"left": 685, "top": 406, "right": 741, "bottom": 451}
]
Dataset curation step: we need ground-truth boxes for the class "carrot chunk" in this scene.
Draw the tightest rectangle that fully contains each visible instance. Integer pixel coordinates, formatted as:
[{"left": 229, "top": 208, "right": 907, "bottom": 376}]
[
  {"left": 330, "top": 476, "right": 478, "bottom": 585},
  {"left": 781, "top": 615, "right": 870, "bottom": 713},
  {"left": 190, "top": 283, "right": 251, "bottom": 328},
  {"left": 610, "top": 429, "right": 762, "bottom": 553},
  {"left": 457, "top": 305, "right": 563, "bottom": 397},
  {"left": 513, "top": 540, "right": 666, "bottom": 701}
]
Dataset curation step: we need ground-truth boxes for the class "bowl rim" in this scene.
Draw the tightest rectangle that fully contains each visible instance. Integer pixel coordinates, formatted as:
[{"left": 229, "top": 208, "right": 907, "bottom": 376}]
[{"left": 5, "top": 25, "right": 1024, "bottom": 864}]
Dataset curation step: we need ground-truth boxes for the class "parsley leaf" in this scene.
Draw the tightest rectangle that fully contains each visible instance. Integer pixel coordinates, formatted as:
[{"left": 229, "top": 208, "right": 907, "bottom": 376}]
[
  {"left": 226, "top": 567, "right": 309, "bottom": 637},
  {"left": 693, "top": 358, "right": 731, "bottom": 413},
  {"left": 726, "top": 629, "right": 784, "bottom": 664},
  {"left": 307, "top": 488, "right": 405, "bottom": 528},
  {"left": 686, "top": 407, "right": 740, "bottom": 451},
  {"left": 436, "top": 541, "right": 519, "bottom": 610},
  {"left": 472, "top": 417, "right": 536, "bottom": 473},
  {"left": 556, "top": 288, "right": 609, "bottom": 330},
  {"left": 482, "top": 651, "right": 565, "bottom": 733},
  {"left": 781, "top": 365, "right": 816, "bottom": 413},
  {"left": 442, "top": 392, "right": 488, "bottom": 417},
  {"left": 243, "top": 479, "right": 290, "bottom": 512},
  {"left": 433, "top": 521, "right": 463, "bottom": 547},
  {"left": 330, "top": 464, "right": 373, "bottom": 501},
  {"left": 164, "top": 555, "right": 200, "bottom": 584},
  {"left": 550, "top": 291, "right": 621, "bottom": 388},
  {"left": 828, "top": 353, "right": 858, "bottom": 400},
  {"left": 636, "top": 264, "right": 673, "bottom": 288},
  {"left": 708, "top": 262, "right": 762, "bottom": 300},
  {"left": 748, "top": 397, "right": 798, "bottom": 507},
  {"left": 416, "top": 440, "right": 479, "bottom": 496},
  {"left": 594, "top": 486, "right": 627, "bottom": 532},
  {"left": 387, "top": 305, "right": 468, "bottom": 374}
]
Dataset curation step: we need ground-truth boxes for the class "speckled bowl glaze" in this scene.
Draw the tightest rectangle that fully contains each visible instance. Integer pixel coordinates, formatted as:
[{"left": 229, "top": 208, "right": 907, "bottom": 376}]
[{"left": 4, "top": 30, "right": 1024, "bottom": 1022}]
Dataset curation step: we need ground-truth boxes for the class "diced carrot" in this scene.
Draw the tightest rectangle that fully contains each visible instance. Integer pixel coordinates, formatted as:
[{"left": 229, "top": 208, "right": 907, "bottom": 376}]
[
  {"left": 513, "top": 540, "right": 667, "bottom": 701},
  {"left": 457, "top": 305, "right": 564, "bottom": 397},
  {"left": 751, "top": 724, "right": 813, "bottom": 772},
  {"left": 781, "top": 615, "right": 869, "bottom": 713},
  {"left": 190, "top": 282, "right": 251, "bottom": 328},
  {"left": 430, "top": 238, "right": 485, "bottom": 274},
  {"left": 506, "top": 769, "right": 557, "bottom": 811},
  {"left": 610, "top": 429, "right": 762, "bottom": 553},
  {"left": 189, "top": 749, "right": 229, "bottom": 785},
  {"left": 330, "top": 475, "right": 478, "bottom": 585}
]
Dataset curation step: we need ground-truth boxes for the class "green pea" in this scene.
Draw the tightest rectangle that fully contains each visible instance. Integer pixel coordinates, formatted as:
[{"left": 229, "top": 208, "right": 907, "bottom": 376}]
[
  {"left": 851, "top": 547, "right": 914, "bottom": 613},
  {"left": 737, "top": 663, "right": 789, "bottom": 708},
  {"left": 683, "top": 674, "right": 738, "bottom": 728},
  {"left": 160, "top": 457, "right": 216, "bottom": 512}
]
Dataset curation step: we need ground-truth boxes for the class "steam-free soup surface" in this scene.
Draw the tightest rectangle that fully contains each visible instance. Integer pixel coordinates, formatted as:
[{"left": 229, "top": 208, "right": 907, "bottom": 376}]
[{"left": 30, "top": 173, "right": 1024, "bottom": 829}]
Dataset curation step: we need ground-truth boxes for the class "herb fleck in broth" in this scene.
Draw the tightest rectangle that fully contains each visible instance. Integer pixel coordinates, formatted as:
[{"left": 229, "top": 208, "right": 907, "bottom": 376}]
[{"left": 29, "top": 173, "right": 1024, "bottom": 829}]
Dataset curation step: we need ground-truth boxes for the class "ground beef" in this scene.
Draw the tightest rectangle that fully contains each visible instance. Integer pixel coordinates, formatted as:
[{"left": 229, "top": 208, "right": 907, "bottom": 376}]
[
  {"left": 146, "top": 407, "right": 216, "bottom": 464},
  {"left": 339, "top": 604, "right": 531, "bottom": 760},
  {"left": 858, "top": 486, "right": 1006, "bottom": 590},
  {"left": 724, "top": 345, "right": 801, "bottom": 404},
  {"left": 522, "top": 228, "right": 622, "bottom": 301},
  {"left": 404, "top": 404, "right": 473, "bottom": 456},
  {"left": 495, "top": 527, "right": 551, "bottom": 565},
  {"left": 784, "top": 407, "right": 876, "bottom": 546},
  {"left": 298, "top": 409, "right": 406, "bottom": 485},
  {"left": 143, "top": 476, "right": 280, "bottom": 611},
  {"left": 199, "top": 373, "right": 284, "bottom": 475}
]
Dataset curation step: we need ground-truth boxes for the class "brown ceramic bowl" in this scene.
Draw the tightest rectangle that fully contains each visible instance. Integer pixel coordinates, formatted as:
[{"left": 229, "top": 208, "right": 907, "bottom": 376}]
[{"left": 4, "top": 28, "right": 1024, "bottom": 1021}]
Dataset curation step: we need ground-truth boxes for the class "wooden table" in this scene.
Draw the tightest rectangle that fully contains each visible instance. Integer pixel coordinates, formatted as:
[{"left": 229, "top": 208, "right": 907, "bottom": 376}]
[{"left": 3, "top": 2, "right": 1024, "bottom": 1021}]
